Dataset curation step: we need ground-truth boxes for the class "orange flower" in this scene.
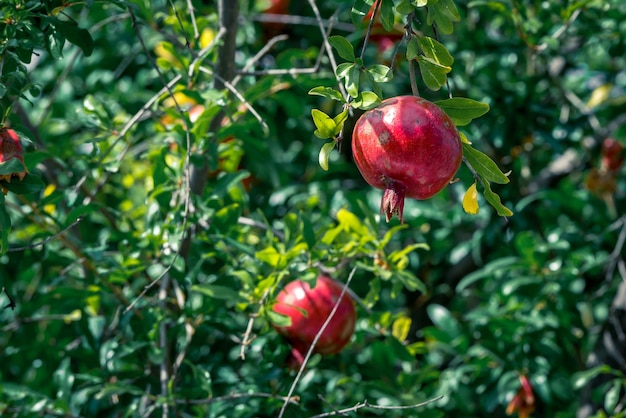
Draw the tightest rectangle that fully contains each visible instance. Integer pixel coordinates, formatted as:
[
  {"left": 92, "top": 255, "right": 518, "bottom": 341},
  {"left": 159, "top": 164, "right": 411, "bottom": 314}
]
[{"left": 506, "top": 374, "right": 535, "bottom": 418}]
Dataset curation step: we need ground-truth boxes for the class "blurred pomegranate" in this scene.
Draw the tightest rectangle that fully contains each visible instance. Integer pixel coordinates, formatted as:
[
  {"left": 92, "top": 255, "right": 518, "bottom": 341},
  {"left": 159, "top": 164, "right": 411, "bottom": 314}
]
[
  {"left": 0, "top": 127, "right": 28, "bottom": 188},
  {"left": 272, "top": 275, "right": 356, "bottom": 367},
  {"left": 352, "top": 95, "right": 462, "bottom": 222}
]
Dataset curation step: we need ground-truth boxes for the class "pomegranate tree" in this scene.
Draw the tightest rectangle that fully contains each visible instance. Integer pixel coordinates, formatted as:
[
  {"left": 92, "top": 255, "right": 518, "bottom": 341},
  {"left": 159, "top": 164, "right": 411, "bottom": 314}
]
[
  {"left": 272, "top": 275, "right": 356, "bottom": 367},
  {"left": 352, "top": 95, "right": 462, "bottom": 222},
  {"left": 0, "top": 127, "right": 27, "bottom": 185}
]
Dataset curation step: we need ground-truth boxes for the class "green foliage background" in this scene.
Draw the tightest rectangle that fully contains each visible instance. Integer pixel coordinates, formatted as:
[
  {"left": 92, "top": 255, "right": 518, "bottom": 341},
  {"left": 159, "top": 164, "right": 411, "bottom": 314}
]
[{"left": 1, "top": 0, "right": 625, "bottom": 417}]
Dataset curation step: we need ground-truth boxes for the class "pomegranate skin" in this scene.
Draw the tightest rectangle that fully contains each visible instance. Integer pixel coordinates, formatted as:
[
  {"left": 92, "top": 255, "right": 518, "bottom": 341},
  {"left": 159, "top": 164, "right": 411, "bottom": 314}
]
[
  {"left": 0, "top": 128, "right": 27, "bottom": 184},
  {"left": 273, "top": 275, "right": 356, "bottom": 360},
  {"left": 352, "top": 95, "right": 462, "bottom": 222}
]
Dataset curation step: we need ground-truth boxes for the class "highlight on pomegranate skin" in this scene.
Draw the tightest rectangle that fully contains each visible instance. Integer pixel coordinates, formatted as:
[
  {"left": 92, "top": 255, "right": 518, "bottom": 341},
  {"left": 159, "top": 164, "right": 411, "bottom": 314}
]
[
  {"left": 272, "top": 275, "right": 356, "bottom": 367},
  {"left": 351, "top": 95, "right": 462, "bottom": 223}
]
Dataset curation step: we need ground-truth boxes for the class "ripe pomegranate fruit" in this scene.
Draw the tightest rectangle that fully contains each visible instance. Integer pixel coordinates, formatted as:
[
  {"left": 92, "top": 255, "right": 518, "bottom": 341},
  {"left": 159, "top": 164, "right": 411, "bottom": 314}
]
[
  {"left": 0, "top": 127, "right": 27, "bottom": 184},
  {"left": 272, "top": 275, "right": 356, "bottom": 367},
  {"left": 352, "top": 95, "right": 462, "bottom": 222}
]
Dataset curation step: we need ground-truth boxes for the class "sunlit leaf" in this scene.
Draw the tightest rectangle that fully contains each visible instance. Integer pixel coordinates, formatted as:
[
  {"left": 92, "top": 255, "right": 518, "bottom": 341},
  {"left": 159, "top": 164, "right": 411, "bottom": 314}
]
[
  {"left": 311, "top": 109, "right": 337, "bottom": 139},
  {"left": 435, "top": 97, "right": 490, "bottom": 126},
  {"left": 319, "top": 141, "right": 336, "bottom": 171}
]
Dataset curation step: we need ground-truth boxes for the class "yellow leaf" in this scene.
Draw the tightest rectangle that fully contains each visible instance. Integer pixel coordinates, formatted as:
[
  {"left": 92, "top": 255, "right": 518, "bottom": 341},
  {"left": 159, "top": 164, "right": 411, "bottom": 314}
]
[
  {"left": 392, "top": 316, "right": 412, "bottom": 342},
  {"left": 587, "top": 83, "right": 612, "bottom": 108},
  {"left": 463, "top": 182, "right": 479, "bottom": 215}
]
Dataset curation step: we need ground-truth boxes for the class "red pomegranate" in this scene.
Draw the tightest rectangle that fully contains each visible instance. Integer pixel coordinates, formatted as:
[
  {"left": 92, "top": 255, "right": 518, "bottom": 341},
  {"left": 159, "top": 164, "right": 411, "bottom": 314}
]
[
  {"left": 0, "top": 127, "right": 27, "bottom": 184},
  {"left": 352, "top": 95, "right": 462, "bottom": 222},
  {"left": 273, "top": 275, "right": 356, "bottom": 366}
]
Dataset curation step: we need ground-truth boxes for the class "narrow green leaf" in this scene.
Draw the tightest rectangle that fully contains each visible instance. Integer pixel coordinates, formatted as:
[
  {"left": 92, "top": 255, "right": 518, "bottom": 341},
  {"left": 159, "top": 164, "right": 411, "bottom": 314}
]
[
  {"left": 417, "top": 56, "right": 451, "bottom": 91},
  {"left": 311, "top": 109, "right": 337, "bottom": 139},
  {"left": 604, "top": 380, "right": 621, "bottom": 413},
  {"left": 329, "top": 36, "right": 356, "bottom": 62},
  {"left": 0, "top": 194, "right": 10, "bottom": 255},
  {"left": 462, "top": 143, "right": 510, "bottom": 184},
  {"left": 418, "top": 36, "right": 454, "bottom": 66},
  {"left": 483, "top": 180, "right": 514, "bottom": 217},
  {"left": 435, "top": 97, "right": 490, "bottom": 126},
  {"left": 346, "top": 65, "right": 361, "bottom": 98},
  {"left": 319, "top": 142, "right": 336, "bottom": 171},
  {"left": 379, "top": 0, "right": 395, "bottom": 32},
  {"left": 308, "top": 86, "right": 346, "bottom": 103},
  {"left": 333, "top": 108, "right": 350, "bottom": 132}
]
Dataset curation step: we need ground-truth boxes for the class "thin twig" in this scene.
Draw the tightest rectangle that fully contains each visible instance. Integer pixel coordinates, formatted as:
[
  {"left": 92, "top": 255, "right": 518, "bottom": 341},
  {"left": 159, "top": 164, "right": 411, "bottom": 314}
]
[
  {"left": 199, "top": 68, "right": 269, "bottom": 135},
  {"left": 176, "top": 392, "right": 299, "bottom": 405},
  {"left": 359, "top": 0, "right": 381, "bottom": 61},
  {"left": 306, "top": 0, "right": 349, "bottom": 100},
  {"left": 250, "top": 13, "right": 354, "bottom": 32},
  {"left": 277, "top": 266, "right": 358, "bottom": 418},
  {"left": 308, "top": 395, "right": 445, "bottom": 418},
  {"left": 7, "top": 216, "right": 84, "bottom": 252},
  {"left": 232, "top": 34, "right": 290, "bottom": 87}
]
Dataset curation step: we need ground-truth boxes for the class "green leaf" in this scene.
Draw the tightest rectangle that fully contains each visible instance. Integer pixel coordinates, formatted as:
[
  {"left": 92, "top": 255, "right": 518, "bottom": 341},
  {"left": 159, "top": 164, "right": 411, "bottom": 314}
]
[
  {"left": 483, "top": 179, "right": 514, "bottom": 217},
  {"left": 367, "top": 64, "right": 393, "bottom": 82},
  {"left": 0, "top": 158, "right": 26, "bottom": 176},
  {"left": 427, "top": 0, "right": 460, "bottom": 35},
  {"left": 255, "top": 247, "right": 287, "bottom": 269},
  {"left": 0, "top": 174, "right": 45, "bottom": 195},
  {"left": 605, "top": 379, "right": 621, "bottom": 413},
  {"left": 311, "top": 109, "right": 337, "bottom": 139},
  {"left": 329, "top": 36, "right": 356, "bottom": 62},
  {"left": 52, "top": 18, "right": 94, "bottom": 57},
  {"left": 435, "top": 97, "right": 490, "bottom": 126},
  {"left": 379, "top": 0, "right": 395, "bottom": 32},
  {"left": 308, "top": 86, "right": 346, "bottom": 103},
  {"left": 318, "top": 142, "right": 335, "bottom": 171},
  {"left": 346, "top": 65, "right": 361, "bottom": 98},
  {"left": 333, "top": 108, "right": 349, "bottom": 127},
  {"left": 0, "top": 194, "right": 10, "bottom": 255},
  {"left": 572, "top": 365, "right": 615, "bottom": 390},
  {"left": 266, "top": 306, "right": 292, "bottom": 327},
  {"left": 406, "top": 37, "right": 420, "bottom": 61},
  {"left": 427, "top": 304, "right": 461, "bottom": 338},
  {"left": 462, "top": 143, "right": 510, "bottom": 184},
  {"left": 352, "top": 91, "right": 381, "bottom": 110},
  {"left": 456, "top": 256, "right": 521, "bottom": 291},
  {"left": 396, "top": 0, "right": 415, "bottom": 14},
  {"left": 418, "top": 36, "right": 454, "bottom": 66},
  {"left": 351, "top": 0, "right": 374, "bottom": 27},
  {"left": 417, "top": 56, "right": 451, "bottom": 91},
  {"left": 191, "top": 285, "right": 242, "bottom": 302},
  {"left": 336, "top": 62, "right": 354, "bottom": 78}
]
